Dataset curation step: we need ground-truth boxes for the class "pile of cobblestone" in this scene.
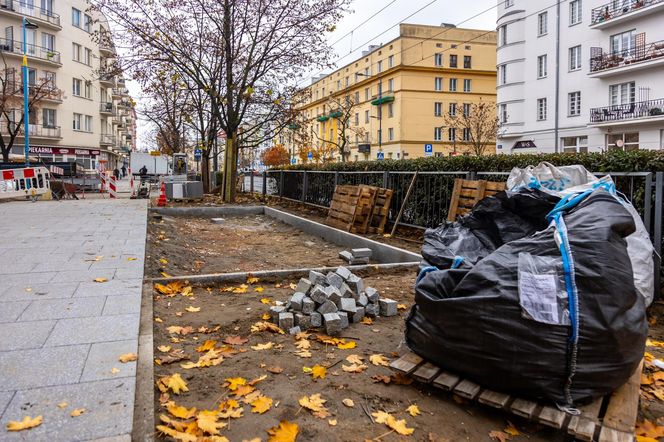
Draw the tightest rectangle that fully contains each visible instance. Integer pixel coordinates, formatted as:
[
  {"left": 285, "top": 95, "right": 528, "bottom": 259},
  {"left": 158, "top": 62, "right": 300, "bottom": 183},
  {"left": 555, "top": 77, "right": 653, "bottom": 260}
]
[{"left": 270, "top": 266, "right": 398, "bottom": 335}]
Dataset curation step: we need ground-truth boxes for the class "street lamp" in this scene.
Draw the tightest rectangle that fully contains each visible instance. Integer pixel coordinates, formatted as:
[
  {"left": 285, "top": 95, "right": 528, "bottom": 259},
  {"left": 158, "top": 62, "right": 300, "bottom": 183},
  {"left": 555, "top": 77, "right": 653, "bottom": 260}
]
[
  {"left": 22, "top": 18, "right": 38, "bottom": 166},
  {"left": 355, "top": 72, "right": 382, "bottom": 152}
]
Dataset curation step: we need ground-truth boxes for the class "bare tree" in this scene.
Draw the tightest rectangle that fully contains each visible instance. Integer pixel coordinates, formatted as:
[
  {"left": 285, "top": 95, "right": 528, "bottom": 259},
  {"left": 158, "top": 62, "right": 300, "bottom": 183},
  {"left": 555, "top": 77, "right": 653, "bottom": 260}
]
[
  {"left": 443, "top": 99, "right": 499, "bottom": 156},
  {"left": 310, "top": 95, "right": 366, "bottom": 162}
]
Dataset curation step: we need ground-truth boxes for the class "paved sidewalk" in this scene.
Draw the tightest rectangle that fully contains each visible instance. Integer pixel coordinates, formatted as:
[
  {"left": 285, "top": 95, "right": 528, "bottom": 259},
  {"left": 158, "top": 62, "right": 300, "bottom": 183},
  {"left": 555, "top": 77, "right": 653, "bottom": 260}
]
[{"left": 0, "top": 199, "right": 147, "bottom": 441}]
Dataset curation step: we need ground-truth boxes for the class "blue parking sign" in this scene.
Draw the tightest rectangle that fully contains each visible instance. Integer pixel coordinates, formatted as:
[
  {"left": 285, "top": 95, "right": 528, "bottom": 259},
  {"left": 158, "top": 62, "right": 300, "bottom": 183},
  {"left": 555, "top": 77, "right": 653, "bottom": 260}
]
[
  {"left": 307, "top": 151, "right": 313, "bottom": 160},
  {"left": 377, "top": 152, "right": 385, "bottom": 160},
  {"left": 424, "top": 144, "right": 433, "bottom": 157}
]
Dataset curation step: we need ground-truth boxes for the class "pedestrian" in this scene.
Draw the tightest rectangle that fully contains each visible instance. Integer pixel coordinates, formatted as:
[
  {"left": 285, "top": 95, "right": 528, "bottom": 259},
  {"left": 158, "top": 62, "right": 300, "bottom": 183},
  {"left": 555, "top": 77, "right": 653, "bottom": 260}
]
[
  {"left": 139, "top": 165, "right": 148, "bottom": 176},
  {"left": 113, "top": 167, "right": 120, "bottom": 180},
  {"left": 121, "top": 165, "right": 127, "bottom": 177}
]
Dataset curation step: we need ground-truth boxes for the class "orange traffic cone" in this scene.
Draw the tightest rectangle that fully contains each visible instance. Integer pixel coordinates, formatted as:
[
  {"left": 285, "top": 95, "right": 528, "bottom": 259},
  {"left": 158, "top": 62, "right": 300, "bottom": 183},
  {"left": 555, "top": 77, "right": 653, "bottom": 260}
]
[{"left": 157, "top": 182, "right": 167, "bottom": 207}]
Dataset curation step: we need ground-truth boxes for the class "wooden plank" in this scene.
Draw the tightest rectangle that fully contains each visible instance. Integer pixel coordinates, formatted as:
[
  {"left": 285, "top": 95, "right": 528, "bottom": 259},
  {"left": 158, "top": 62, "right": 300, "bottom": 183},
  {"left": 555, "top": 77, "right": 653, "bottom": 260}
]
[
  {"left": 478, "top": 390, "right": 511, "bottom": 409},
  {"left": 412, "top": 362, "right": 441, "bottom": 383},
  {"left": 602, "top": 359, "right": 643, "bottom": 433},
  {"left": 389, "top": 351, "right": 423, "bottom": 375},
  {"left": 453, "top": 380, "right": 481, "bottom": 400},
  {"left": 536, "top": 405, "right": 568, "bottom": 429},
  {"left": 447, "top": 178, "right": 463, "bottom": 222},
  {"left": 432, "top": 371, "right": 461, "bottom": 391},
  {"left": 510, "top": 398, "right": 539, "bottom": 419},
  {"left": 567, "top": 417, "right": 598, "bottom": 442},
  {"left": 598, "top": 426, "right": 634, "bottom": 442},
  {"left": 485, "top": 181, "right": 507, "bottom": 192}
]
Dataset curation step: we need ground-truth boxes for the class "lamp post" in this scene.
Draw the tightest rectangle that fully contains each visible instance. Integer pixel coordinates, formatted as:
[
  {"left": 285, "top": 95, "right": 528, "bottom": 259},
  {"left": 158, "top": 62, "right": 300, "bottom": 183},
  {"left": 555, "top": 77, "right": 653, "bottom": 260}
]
[
  {"left": 355, "top": 72, "right": 382, "bottom": 153},
  {"left": 22, "top": 18, "right": 38, "bottom": 166}
]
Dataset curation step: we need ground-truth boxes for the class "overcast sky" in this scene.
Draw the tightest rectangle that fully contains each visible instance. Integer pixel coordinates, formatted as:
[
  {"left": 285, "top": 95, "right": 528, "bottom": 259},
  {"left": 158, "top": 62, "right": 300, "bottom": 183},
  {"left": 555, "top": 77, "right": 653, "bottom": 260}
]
[{"left": 130, "top": 0, "right": 499, "bottom": 150}]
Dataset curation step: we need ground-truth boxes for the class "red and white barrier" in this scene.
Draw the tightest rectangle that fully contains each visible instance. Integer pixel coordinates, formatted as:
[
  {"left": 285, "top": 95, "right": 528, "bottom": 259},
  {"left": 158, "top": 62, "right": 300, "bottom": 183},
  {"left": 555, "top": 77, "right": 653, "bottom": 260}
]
[
  {"left": 129, "top": 171, "right": 135, "bottom": 198},
  {"left": 99, "top": 172, "right": 107, "bottom": 193},
  {"left": 0, "top": 167, "right": 51, "bottom": 200},
  {"left": 109, "top": 176, "right": 117, "bottom": 199}
]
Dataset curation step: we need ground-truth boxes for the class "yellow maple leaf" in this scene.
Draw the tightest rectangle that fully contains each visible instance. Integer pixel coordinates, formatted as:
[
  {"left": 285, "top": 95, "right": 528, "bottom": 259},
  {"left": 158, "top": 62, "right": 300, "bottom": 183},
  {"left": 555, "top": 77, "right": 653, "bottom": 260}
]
[
  {"left": 260, "top": 298, "right": 271, "bottom": 304},
  {"left": 219, "top": 407, "right": 243, "bottom": 419},
  {"left": 224, "top": 377, "right": 247, "bottom": 391},
  {"left": 251, "top": 342, "right": 274, "bottom": 351},
  {"left": 247, "top": 276, "right": 259, "bottom": 284},
  {"left": 248, "top": 374, "right": 268, "bottom": 386},
  {"left": 289, "top": 283, "right": 297, "bottom": 290},
  {"left": 311, "top": 365, "right": 327, "bottom": 379},
  {"left": 255, "top": 287, "right": 265, "bottom": 293},
  {"left": 370, "top": 354, "right": 390, "bottom": 366},
  {"left": 489, "top": 430, "right": 510, "bottom": 442},
  {"left": 251, "top": 321, "right": 285, "bottom": 334},
  {"left": 127, "top": 257, "right": 138, "bottom": 261},
  {"left": 372, "top": 411, "right": 415, "bottom": 435},
  {"left": 262, "top": 313, "right": 271, "bottom": 320},
  {"left": 267, "top": 420, "right": 299, "bottom": 442},
  {"left": 111, "top": 367, "right": 120, "bottom": 374},
  {"left": 345, "top": 354, "right": 364, "bottom": 364},
  {"left": 219, "top": 399, "right": 240, "bottom": 410},
  {"left": 167, "top": 402, "right": 197, "bottom": 419},
  {"left": 57, "top": 402, "right": 68, "bottom": 409},
  {"left": 328, "top": 418, "right": 337, "bottom": 426},
  {"left": 636, "top": 420, "right": 664, "bottom": 439},
  {"left": 296, "top": 340, "right": 311, "bottom": 350},
  {"left": 360, "top": 317, "right": 373, "bottom": 325},
  {"left": 6, "top": 415, "right": 43, "bottom": 431},
  {"left": 165, "top": 373, "right": 188, "bottom": 394},
  {"left": 397, "top": 304, "right": 408, "bottom": 310},
  {"left": 160, "top": 272, "right": 172, "bottom": 278},
  {"left": 342, "top": 398, "right": 355, "bottom": 407},
  {"left": 196, "top": 340, "right": 217, "bottom": 352},
  {"left": 295, "top": 350, "right": 312, "bottom": 358},
  {"left": 159, "top": 258, "right": 169, "bottom": 265},
  {"left": 197, "top": 410, "right": 227, "bottom": 435},
  {"left": 251, "top": 396, "right": 273, "bottom": 414},
  {"left": 154, "top": 283, "right": 171, "bottom": 295},
  {"left": 156, "top": 425, "right": 197, "bottom": 442},
  {"left": 337, "top": 340, "right": 356, "bottom": 350},
  {"left": 342, "top": 363, "right": 367, "bottom": 373},
  {"left": 234, "top": 385, "right": 256, "bottom": 397},
  {"left": 118, "top": 353, "right": 138, "bottom": 363},
  {"left": 93, "top": 277, "right": 108, "bottom": 283},
  {"left": 181, "top": 286, "right": 193, "bottom": 297},
  {"left": 504, "top": 422, "right": 520, "bottom": 436},
  {"left": 406, "top": 404, "right": 421, "bottom": 417},
  {"left": 233, "top": 284, "right": 249, "bottom": 294},
  {"left": 70, "top": 408, "right": 86, "bottom": 417},
  {"left": 185, "top": 306, "right": 201, "bottom": 313},
  {"left": 299, "top": 393, "right": 330, "bottom": 418},
  {"left": 154, "top": 317, "right": 163, "bottom": 323},
  {"left": 180, "top": 349, "right": 223, "bottom": 369},
  {"left": 157, "top": 345, "right": 171, "bottom": 353}
]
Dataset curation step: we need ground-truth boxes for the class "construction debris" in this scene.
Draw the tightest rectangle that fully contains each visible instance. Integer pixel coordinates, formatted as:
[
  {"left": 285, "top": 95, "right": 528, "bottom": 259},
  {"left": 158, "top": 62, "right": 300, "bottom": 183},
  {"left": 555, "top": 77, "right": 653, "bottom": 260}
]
[
  {"left": 273, "top": 267, "right": 395, "bottom": 335},
  {"left": 338, "top": 248, "right": 372, "bottom": 265}
]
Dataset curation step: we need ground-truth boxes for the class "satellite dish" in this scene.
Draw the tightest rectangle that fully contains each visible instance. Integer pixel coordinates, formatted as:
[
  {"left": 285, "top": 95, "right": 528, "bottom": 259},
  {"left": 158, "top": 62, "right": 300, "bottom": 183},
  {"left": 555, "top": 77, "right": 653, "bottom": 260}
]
[{"left": 616, "top": 139, "right": 625, "bottom": 148}]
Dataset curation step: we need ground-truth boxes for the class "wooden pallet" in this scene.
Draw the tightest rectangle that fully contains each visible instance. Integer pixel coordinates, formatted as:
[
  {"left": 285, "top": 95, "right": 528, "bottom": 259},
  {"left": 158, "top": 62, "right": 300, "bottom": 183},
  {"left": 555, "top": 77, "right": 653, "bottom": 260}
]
[
  {"left": 447, "top": 179, "right": 507, "bottom": 222},
  {"left": 326, "top": 185, "right": 363, "bottom": 231},
  {"left": 390, "top": 351, "right": 642, "bottom": 442},
  {"left": 350, "top": 185, "right": 378, "bottom": 234},
  {"left": 367, "top": 187, "right": 394, "bottom": 235}
]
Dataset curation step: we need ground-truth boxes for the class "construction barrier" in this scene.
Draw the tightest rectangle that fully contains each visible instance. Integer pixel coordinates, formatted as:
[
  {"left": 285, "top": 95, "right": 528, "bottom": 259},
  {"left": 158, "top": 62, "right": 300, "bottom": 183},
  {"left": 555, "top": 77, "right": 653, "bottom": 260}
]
[
  {"left": 109, "top": 176, "right": 117, "bottom": 199},
  {"left": 99, "top": 172, "right": 107, "bottom": 193},
  {"left": 0, "top": 167, "right": 51, "bottom": 200}
]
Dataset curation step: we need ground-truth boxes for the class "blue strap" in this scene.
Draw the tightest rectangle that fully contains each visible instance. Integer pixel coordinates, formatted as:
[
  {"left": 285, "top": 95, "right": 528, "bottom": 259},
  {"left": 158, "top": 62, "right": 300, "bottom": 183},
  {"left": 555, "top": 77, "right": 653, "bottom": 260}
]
[
  {"left": 417, "top": 266, "right": 438, "bottom": 283},
  {"left": 451, "top": 256, "right": 465, "bottom": 269}
]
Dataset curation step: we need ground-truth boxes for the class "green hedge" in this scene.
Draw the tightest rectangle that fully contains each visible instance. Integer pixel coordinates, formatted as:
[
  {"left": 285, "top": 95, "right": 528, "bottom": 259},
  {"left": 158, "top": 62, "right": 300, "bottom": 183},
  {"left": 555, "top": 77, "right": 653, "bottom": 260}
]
[{"left": 280, "top": 151, "right": 664, "bottom": 173}]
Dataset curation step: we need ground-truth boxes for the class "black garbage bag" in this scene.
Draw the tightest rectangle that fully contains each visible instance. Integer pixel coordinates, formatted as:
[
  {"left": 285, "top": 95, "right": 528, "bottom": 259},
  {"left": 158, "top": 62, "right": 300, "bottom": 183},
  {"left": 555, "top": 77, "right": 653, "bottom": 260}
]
[{"left": 406, "top": 188, "right": 647, "bottom": 405}]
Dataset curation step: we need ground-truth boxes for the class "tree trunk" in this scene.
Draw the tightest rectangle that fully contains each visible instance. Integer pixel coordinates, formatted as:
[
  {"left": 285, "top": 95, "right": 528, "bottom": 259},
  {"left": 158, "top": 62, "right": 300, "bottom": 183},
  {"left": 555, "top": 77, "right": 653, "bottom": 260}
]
[
  {"left": 222, "top": 137, "right": 237, "bottom": 203},
  {"left": 201, "top": 154, "right": 210, "bottom": 193},
  {"left": 1, "top": 148, "right": 9, "bottom": 163}
]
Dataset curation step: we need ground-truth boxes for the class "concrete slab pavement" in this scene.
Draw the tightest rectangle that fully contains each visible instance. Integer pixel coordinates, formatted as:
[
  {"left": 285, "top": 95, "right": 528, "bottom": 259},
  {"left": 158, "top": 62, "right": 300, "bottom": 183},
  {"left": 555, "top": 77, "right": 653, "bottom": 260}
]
[{"left": 0, "top": 198, "right": 147, "bottom": 441}]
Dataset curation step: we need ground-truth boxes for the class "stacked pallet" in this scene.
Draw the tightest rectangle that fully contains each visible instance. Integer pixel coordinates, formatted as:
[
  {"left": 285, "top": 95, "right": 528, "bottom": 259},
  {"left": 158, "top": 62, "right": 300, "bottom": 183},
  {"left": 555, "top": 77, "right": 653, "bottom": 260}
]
[{"left": 326, "top": 185, "right": 393, "bottom": 234}]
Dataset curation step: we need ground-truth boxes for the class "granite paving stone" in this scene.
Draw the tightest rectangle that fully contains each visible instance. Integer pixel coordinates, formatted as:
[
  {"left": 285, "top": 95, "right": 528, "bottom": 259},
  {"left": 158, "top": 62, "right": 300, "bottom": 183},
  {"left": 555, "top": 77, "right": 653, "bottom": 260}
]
[
  {"left": 0, "top": 272, "right": 56, "bottom": 286},
  {"left": 0, "top": 321, "right": 56, "bottom": 351},
  {"left": 74, "top": 279, "right": 142, "bottom": 298},
  {"left": 113, "top": 267, "right": 145, "bottom": 280},
  {"left": 0, "top": 301, "right": 30, "bottom": 323},
  {"left": 102, "top": 294, "right": 141, "bottom": 316},
  {"left": 80, "top": 340, "right": 138, "bottom": 382},
  {"left": 19, "top": 297, "right": 106, "bottom": 321},
  {"left": 0, "top": 391, "right": 15, "bottom": 418},
  {"left": 0, "top": 282, "right": 80, "bottom": 301},
  {"left": 45, "top": 314, "right": 140, "bottom": 347},
  {"left": 49, "top": 269, "right": 117, "bottom": 284}
]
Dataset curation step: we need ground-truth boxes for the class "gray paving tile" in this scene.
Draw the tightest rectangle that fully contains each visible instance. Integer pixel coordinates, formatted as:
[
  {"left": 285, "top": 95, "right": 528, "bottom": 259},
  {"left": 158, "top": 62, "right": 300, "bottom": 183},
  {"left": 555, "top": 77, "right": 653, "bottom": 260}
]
[
  {"left": 19, "top": 298, "right": 106, "bottom": 321},
  {"left": 0, "top": 391, "right": 15, "bottom": 418},
  {"left": 0, "top": 377, "right": 134, "bottom": 441},
  {"left": 0, "top": 321, "right": 55, "bottom": 351},
  {"left": 102, "top": 295, "right": 141, "bottom": 316},
  {"left": 0, "top": 345, "right": 89, "bottom": 391},
  {"left": 113, "top": 267, "right": 144, "bottom": 280},
  {"left": 80, "top": 340, "right": 137, "bottom": 382},
  {"left": 0, "top": 262, "right": 37, "bottom": 275},
  {"left": 0, "top": 282, "right": 80, "bottom": 301},
  {"left": 74, "top": 279, "right": 142, "bottom": 298},
  {"left": 0, "top": 272, "right": 56, "bottom": 286},
  {"left": 49, "top": 269, "right": 117, "bottom": 284},
  {"left": 0, "top": 301, "right": 30, "bottom": 323},
  {"left": 32, "top": 260, "right": 92, "bottom": 272},
  {"left": 45, "top": 314, "right": 139, "bottom": 347}
]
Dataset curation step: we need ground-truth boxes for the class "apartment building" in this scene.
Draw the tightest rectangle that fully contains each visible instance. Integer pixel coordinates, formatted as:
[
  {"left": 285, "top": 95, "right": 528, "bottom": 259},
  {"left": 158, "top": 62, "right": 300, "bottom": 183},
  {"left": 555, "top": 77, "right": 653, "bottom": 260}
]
[
  {"left": 0, "top": 0, "right": 134, "bottom": 169},
  {"left": 497, "top": 0, "right": 664, "bottom": 153},
  {"left": 285, "top": 23, "right": 497, "bottom": 162}
]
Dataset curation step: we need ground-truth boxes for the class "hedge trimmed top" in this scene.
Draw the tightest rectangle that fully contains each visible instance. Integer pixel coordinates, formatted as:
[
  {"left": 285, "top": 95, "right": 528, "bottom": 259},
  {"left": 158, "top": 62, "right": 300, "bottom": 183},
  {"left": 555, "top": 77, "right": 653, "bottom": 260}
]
[{"left": 279, "top": 151, "right": 664, "bottom": 173}]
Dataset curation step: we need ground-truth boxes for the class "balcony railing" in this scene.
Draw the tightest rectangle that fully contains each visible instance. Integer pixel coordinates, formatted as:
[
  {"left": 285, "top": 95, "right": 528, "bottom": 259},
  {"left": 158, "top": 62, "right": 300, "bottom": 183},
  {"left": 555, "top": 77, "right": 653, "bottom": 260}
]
[
  {"left": 0, "top": 38, "right": 61, "bottom": 64},
  {"left": 0, "top": 0, "right": 61, "bottom": 28},
  {"left": 590, "top": 39, "right": 664, "bottom": 73},
  {"left": 590, "top": 98, "right": 664, "bottom": 123},
  {"left": 99, "top": 71, "right": 115, "bottom": 85},
  {"left": 5, "top": 80, "right": 63, "bottom": 101},
  {"left": 100, "top": 102, "right": 116, "bottom": 115},
  {"left": 100, "top": 134, "right": 116, "bottom": 145},
  {"left": 0, "top": 121, "right": 61, "bottom": 138},
  {"left": 591, "top": 0, "right": 663, "bottom": 26}
]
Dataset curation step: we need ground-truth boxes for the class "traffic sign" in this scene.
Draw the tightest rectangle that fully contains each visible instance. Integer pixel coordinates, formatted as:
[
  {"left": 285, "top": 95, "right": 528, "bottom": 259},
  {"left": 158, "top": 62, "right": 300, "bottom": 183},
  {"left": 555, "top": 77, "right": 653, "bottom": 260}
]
[
  {"left": 377, "top": 152, "right": 385, "bottom": 160},
  {"left": 149, "top": 150, "right": 161, "bottom": 156},
  {"left": 307, "top": 151, "right": 313, "bottom": 160},
  {"left": 424, "top": 144, "right": 433, "bottom": 157},
  {"left": 291, "top": 158, "right": 297, "bottom": 165},
  {"left": 194, "top": 149, "right": 202, "bottom": 161}
]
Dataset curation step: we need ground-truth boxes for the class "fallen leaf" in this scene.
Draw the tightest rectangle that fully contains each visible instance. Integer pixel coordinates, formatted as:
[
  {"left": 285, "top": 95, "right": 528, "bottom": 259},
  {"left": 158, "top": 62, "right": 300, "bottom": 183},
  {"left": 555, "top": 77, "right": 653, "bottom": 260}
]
[
  {"left": 251, "top": 396, "right": 273, "bottom": 414},
  {"left": 127, "top": 257, "right": 138, "bottom": 261},
  {"left": 328, "top": 418, "right": 337, "bottom": 426},
  {"left": 158, "top": 373, "right": 188, "bottom": 395},
  {"left": 299, "top": 393, "right": 330, "bottom": 418},
  {"left": 504, "top": 422, "right": 520, "bottom": 436},
  {"left": 57, "top": 402, "right": 68, "bottom": 409},
  {"left": 111, "top": 367, "right": 120, "bottom": 374},
  {"left": 345, "top": 354, "right": 364, "bottom": 364},
  {"left": 406, "top": 404, "right": 421, "bottom": 417},
  {"left": 224, "top": 335, "right": 249, "bottom": 345},
  {"left": 391, "top": 373, "right": 414, "bottom": 385},
  {"left": 261, "top": 313, "right": 271, "bottom": 320},
  {"left": 255, "top": 287, "right": 265, "bottom": 293},
  {"left": 118, "top": 353, "right": 138, "bottom": 363},
  {"left": 224, "top": 377, "right": 247, "bottom": 391},
  {"left": 158, "top": 345, "right": 172, "bottom": 353},
  {"left": 267, "top": 366, "right": 284, "bottom": 374},
  {"left": 289, "top": 283, "right": 297, "bottom": 290},
  {"left": 159, "top": 258, "right": 168, "bottom": 265},
  {"left": 167, "top": 326, "right": 194, "bottom": 336},
  {"left": 251, "top": 322, "right": 285, "bottom": 334},
  {"left": 70, "top": 408, "right": 86, "bottom": 417},
  {"left": 636, "top": 420, "right": 664, "bottom": 439},
  {"left": 251, "top": 342, "right": 274, "bottom": 351},
  {"left": 197, "top": 410, "right": 227, "bottom": 435},
  {"left": 219, "top": 407, "right": 244, "bottom": 419},
  {"left": 93, "top": 278, "right": 108, "bottom": 283},
  {"left": 156, "top": 425, "right": 197, "bottom": 442},
  {"left": 180, "top": 349, "right": 223, "bottom": 369},
  {"left": 166, "top": 402, "right": 197, "bottom": 419},
  {"left": 311, "top": 365, "right": 327, "bottom": 379},
  {"left": 247, "top": 276, "right": 259, "bottom": 284},
  {"left": 360, "top": 317, "right": 373, "bottom": 325},
  {"left": 248, "top": 375, "right": 268, "bottom": 386},
  {"left": 337, "top": 340, "right": 356, "bottom": 350},
  {"left": 196, "top": 340, "right": 217, "bottom": 352},
  {"left": 342, "top": 363, "right": 367, "bottom": 373},
  {"left": 185, "top": 306, "right": 201, "bottom": 313},
  {"left": 372, "top": 411, "right": 415, "bottom": 436},
  {"left": 6, "top": 415, "right": 43, "bottom": 431},
  {"left": 219, "top": 399, "right": 240, "bottom": 411},
  {"left": 154, "top": 317, "right": 163, "bottom": 323},
  {"left": 233, "top": 385, "right": 256, "bottom": 397},
  {"left": 369, "top": 354, "right": 390, "bottom": 366},
  {"left": 342, "top": 398, "right": 355, "bottom": 407},
  {"left": 296, "top": 340, "right": 311, "bottom": 350},
  {"left": 267, "top": 420, "right": 299, "bottom": 442},
  {"left": 489, "top": 431, "right": 509, "bottom": 442},
  {"left": 260, "top": 298, "right": 271, "bottom": 304},
  {"left": 371, "top": 375, "right": 392, "bottom": 384},
  {"left": 294, "top": 350, "right": 312, "bottom": 358}
]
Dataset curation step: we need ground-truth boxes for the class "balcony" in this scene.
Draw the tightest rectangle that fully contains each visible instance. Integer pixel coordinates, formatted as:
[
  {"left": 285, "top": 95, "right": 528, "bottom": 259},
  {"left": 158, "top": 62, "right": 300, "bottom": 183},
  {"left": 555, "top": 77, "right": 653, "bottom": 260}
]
[
  {"left": 5, "top": 80, "right": 63, "bottom": 102},
  {"left": 0, "top": 121, "right": 61, "bottom": 139},
  {"left": 589, "top": 98, "right": 664, "bottom": 127},
  {"left": 591, "top": 0, "right": 664, "bottom": 29},
  {"left": 589, "top": 39, "right": 664, "bottom": 77},
  {"left": 0, "top": 0, "right": 61, "bottom": 30},
  {"left": 99, "top": 71, "right": 115, "bottom": 87},
  {"left": 100, "top": 102, "right": 116, "bottom": 115},
  {"left": 371, "top": 95, "right": 395, "bottom": 106},
  {"left": 111, "top": 87, "right": 128, "bottom": 98},
  {"left": 100, "top": 134, "right": 116, "bottom": 146},
  {"left": 0, "top": 38, "right": 61, "bottom": 65}
]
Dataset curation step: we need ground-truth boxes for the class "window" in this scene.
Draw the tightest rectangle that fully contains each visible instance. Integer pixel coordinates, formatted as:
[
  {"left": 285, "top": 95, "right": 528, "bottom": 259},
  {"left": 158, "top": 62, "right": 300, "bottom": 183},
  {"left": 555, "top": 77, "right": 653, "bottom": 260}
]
[
  {"left": 365, "top": 88, "right": 369, "bottom": 100},
  {"left": 570, "top": 0, "right": 582, "bottom": 25},
  {"left": 72, "top": 8, "right": 81, "bottom": 28},
  {"left": 365, "top": 110, "right": 370, "bottom": 124},
  {"left": 73, "top": 113, "right": 82, "bottom": 130},
  {"left": 434, "top": 77, "right": 443, "bottom": 91},
  {"left": 499, "top": 103, "right": 508, "bottom": 123},
  {"left": 449, "top": 78, "right": 457, "bottom": 92},
  {"left": 44, "top": 71, "right": 56, "bottom": 88},
  {"left": 463, "top": 56, "right": 472, "bottom": 69},
  {"left": 336, "top": 80, "right": 341, "bottom": 90},
  {"left": 84, "top": 81, "right": 91, "bottom": 99},
  {"left": 72, "top": 78, "right": 82, "bottom": 96},
  {"left": 377, "top": 82, "right": 383, "bottom": 95},
  {"left": 463, "top": 79, "right": 471, "bottom": 92},
  {"left": 562, "top": 136, "right": 588, "bottom": 153},
  {"left": 434, "top": 102, "right": 442, "bottom": 117},
  {"left": 84, "top": 48, "right": 92, "bottom": 66},
  {"left": 354, "top": 113, "right": 359, "bottom": 125},
  {"left": 448, "top": 128, "right": 456, "bottom": 141},
  {"left": 42, "top": 32, "right": 55, "bottom": 51},
  {"left": 84, "top": 14, "right": 92, "bottom": 33},
  {"left": 607, "top": 133, "right": 639, "bottom": 151},
  {"left": 377, "top": 129, "right": 382, "bottom": 141},
  {"left": 434, "top": 127, "right": 443, "bottom": 141},
  {"left": 388, "top": 55, "right": 394, "bottom": 68},
  {"left": 537, "top": 98, "right": 548, "bottom": 120},
  {"left": 499, "top": 25, "right": 507, "bottom": 46},
  {"left": 72, "top": 43, "right": 81, "bottom": 62},
  {"left": 84, "top": 115, "right": 92, "bottom": 132},
  {"left": 345, "top": 77, "right": 349, "bottom": 87},
  {"left": 538, "top": 12, "right": 548, "bottom": 36},
  {"left": 609, "top": 82, "right": 635, "bottom": 105},
  {"left": 377, "top": 60, "right": 383, "bottom": 73},
  {"left": 569, "top": 45, "right": 581, "bottom": 71},
  {"left": 463, "top": 103, "right": 471, "bottom": 117},
  {"left": 499, "top": 65, "right": 507, "bottom": 85},
  {"left": 42, "top": 0, "right": 53, "bottom": 14},
  {"left": 449, "top": 54, "right": 457, "bottom": 68},
  {"left": 388, "top": 103, "right": 394, "bottom": 118},
  {"left": 27, "top": 68, "right": 36, "bottom": 85},
  {"left": 449, "top": 103, "right": 457, "bottom": 116},
  {"left": 568, "top": 91, "right": 581, "bottom": 116},
  {"left": 435, "top": 53, "right": 444, "bottom": 67},
  {"left": 462, "top": 128, "right": 471, "bottom": 141},
  {"left": 388, "top": 128, "right": 394, "bottom": 141},
  {"left": 354, "top": 91, "right": 359, "bottom": 103},
  {"left": 42, "top": 108, "right": 56, "bottom": 127},
  {"left": 537, "top": 55, "right": 547, "bottom": 78},
  {"left": 388, "top": 78, "right": 394, "bottom": 92},
  {"left": 610, "top": 30, "right": 635, "bottom": 56}
]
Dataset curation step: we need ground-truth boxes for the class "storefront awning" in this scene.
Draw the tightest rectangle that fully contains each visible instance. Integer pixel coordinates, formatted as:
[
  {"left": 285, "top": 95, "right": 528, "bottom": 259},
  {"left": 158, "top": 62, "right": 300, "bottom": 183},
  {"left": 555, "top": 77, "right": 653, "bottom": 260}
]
[{"left": 513, "top": 140, "right": 537, "bottom": 149}]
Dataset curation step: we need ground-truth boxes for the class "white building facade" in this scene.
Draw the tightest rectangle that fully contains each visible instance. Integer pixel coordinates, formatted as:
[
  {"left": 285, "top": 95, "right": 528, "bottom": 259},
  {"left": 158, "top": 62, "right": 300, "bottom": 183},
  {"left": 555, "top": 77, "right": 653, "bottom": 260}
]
[
  {"left": 1, "top": 0, "right": 134, "bottom": 170},
  {"left": 496, "top": 0, "right": 664, "bottom": 154}
]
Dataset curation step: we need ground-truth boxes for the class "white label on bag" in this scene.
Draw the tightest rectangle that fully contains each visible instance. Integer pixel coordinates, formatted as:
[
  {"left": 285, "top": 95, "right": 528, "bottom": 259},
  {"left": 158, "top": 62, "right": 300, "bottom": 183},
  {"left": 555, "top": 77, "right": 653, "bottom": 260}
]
[{"left": 519, "top": 272, "right": 559, "bottom": 324}]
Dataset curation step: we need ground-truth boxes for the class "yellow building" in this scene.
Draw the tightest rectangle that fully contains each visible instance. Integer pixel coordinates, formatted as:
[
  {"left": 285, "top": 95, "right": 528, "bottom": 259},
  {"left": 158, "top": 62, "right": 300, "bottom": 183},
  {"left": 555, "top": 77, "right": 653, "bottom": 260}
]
[{"left": 288, "top": 23, "right": 497, "bottom": 162}]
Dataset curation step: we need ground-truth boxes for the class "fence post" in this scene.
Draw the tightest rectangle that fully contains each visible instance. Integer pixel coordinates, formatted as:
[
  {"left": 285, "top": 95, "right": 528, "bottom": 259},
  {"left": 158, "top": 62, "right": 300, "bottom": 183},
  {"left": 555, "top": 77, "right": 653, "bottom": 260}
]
[
  {"left": 334, "top": 171, "right": 340, "bottom": 187},
  {"left": 383, "top": 171, "right": 389, "bottom": 189},
  {"left": 262, "top": 171, "right": 267, "bottom": 198},
  {"left": 279, "top": 170, "right": 284, "bottom": 198},
  {"left": 302, "top": 170, "right": 308, "bottom": 203},
  {"left": 250, "top": 172, "right": 254, "bottom": 194},
  {"left": 654, "top": 172, "right": 663, "bottom": 299}
]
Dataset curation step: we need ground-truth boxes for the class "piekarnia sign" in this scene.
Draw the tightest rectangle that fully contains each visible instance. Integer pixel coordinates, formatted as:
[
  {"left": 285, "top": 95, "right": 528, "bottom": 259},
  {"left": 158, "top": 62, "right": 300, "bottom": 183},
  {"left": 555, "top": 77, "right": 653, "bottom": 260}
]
[{"left": 28, "top": 146, "right": 101, "bottom": 156}]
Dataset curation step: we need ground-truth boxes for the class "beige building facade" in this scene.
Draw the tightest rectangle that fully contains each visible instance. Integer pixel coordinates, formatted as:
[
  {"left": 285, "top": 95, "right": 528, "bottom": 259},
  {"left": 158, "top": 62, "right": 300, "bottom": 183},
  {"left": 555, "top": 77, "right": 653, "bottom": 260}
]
[
  {"left": 287, "top": 23, "right": 497, "bottom": 163},
  {"left": 1, "top": 0, "right": 134, "bottom": 170}
]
